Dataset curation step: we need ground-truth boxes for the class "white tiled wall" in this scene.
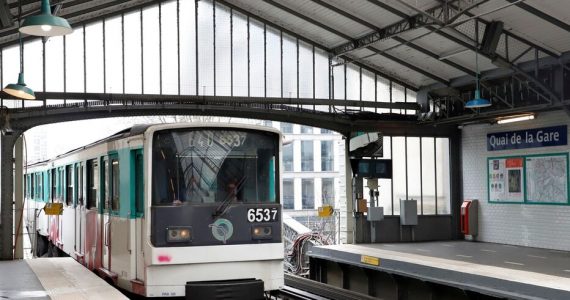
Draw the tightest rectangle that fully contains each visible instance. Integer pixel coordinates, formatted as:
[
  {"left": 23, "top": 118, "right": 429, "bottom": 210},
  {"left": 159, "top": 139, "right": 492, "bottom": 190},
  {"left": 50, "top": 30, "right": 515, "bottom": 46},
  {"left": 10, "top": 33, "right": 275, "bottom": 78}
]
[{"left": 462, "top": 111, "right": 570, "bottom": 251}]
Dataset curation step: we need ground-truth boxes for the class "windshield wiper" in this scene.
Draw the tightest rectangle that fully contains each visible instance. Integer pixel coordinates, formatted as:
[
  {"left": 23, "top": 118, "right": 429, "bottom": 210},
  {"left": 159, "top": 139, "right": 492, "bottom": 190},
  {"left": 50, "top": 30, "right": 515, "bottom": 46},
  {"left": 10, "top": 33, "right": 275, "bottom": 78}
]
[{"left": 213, "top": 176, "right": 246, "bottom": 219}]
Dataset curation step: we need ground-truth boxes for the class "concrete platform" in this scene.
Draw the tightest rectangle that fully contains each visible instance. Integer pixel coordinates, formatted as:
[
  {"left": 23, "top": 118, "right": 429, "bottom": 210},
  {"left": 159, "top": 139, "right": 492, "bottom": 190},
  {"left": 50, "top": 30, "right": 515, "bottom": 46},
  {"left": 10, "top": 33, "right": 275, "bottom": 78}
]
[
  {"left": 308, "top": 241, "right": 570, "bottom": 300},
  {"left": 0, "top": 258, "right": 128, "bottom": 300}
]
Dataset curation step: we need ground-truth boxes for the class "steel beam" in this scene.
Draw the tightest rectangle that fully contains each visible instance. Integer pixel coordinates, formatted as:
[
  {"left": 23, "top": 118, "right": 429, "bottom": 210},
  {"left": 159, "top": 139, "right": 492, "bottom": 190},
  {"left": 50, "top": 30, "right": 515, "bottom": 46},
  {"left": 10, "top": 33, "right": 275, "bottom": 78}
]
[
  {"left": 307, "top": 0, "right": 472, "bottom": 81},
  {"left": 27, "top": 92, "right": 420, "bottom": 110},
  {"left": 332, "top": 0, "right": 487, "bottom": 56}
]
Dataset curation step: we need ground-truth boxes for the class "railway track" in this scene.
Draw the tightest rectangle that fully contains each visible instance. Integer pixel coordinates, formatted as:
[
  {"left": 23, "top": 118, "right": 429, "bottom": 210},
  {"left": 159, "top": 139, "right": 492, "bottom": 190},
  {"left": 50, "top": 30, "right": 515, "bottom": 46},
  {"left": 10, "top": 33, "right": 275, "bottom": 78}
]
[{"left": 275, "top": 273, "right": 378, "bottom": 300}]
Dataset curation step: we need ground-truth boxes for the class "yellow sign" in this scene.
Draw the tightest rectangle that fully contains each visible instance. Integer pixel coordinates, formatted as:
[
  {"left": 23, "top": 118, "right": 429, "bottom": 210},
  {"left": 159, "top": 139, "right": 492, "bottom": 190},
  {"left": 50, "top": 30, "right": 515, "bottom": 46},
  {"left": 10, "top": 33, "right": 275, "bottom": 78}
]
[
  {"left": 44, "top": 203, "right": 63, "bottom": 215},
  {"left": 318, "top": 205, "right": 334, "bottom": 217},
  {"left": 360, "top": 255, "right": 380, "bottom": 266}
]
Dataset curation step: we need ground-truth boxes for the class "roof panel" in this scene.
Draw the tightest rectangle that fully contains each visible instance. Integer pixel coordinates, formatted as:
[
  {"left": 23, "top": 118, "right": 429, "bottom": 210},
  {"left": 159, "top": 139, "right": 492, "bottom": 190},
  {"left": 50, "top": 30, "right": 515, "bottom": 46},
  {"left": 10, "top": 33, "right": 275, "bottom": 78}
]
[
  {"left": 387, "top": 45, "right": 465, "bottom": 79},
  {"left": 275, "top": 0, "right": 372, "bottom": 38},
  {"left": 324, "top": 0, "right": 408, "bottom": 27},
  {"left": 362, "top": 55, "right": 436, "bottom": 87},
  {"left": 525, "top": 0, "right": 570, "bottom": 25},
  {"left": 227, "top": 0, "right": 347, "bottom": 48},
  {"left": 472, "top": 0, "right": 569, "bottom": 53},
  {"left": 381, "top": 0, "right": 441, "bottom": 16}
]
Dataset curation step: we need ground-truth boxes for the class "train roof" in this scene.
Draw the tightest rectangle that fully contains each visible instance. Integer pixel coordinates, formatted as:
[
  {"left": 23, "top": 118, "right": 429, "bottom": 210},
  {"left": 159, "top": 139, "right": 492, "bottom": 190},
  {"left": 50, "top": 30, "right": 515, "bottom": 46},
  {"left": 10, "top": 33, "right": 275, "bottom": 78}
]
[
  {"left": 26, "top": 123, "right": 281, "bottom": 168},
  {"left": 26, "top": 124, "right": 155, "bottom": 168}
]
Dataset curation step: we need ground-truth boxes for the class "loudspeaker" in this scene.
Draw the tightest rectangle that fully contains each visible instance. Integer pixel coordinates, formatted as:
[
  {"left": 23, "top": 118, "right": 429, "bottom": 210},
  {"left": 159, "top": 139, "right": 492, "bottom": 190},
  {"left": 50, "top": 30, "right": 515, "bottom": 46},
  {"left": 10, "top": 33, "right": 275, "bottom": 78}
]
[{"left": 480, "top": 21, "right": 503, "bottom": 57}]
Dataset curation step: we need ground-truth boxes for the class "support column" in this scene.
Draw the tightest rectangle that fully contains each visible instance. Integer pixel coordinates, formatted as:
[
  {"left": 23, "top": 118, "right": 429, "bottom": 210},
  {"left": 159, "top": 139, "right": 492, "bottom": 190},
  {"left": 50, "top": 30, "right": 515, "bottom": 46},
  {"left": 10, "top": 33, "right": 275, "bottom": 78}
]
[
  {"left": 14, "top": 136, "right": 24, "bottom": 259},
  {"left": 0, "top": 134, "right": 18, "bottom": 260},
  {"left": 343, "top": 138, "right": 354, "bottom": 244}
]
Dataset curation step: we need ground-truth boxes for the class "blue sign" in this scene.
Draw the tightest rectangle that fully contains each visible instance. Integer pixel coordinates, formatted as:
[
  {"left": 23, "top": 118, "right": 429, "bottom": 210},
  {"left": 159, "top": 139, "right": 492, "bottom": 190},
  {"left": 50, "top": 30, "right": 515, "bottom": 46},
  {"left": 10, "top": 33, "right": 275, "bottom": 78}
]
[{"left": 487, "top": 125, "right": 567, "bottom": 151}]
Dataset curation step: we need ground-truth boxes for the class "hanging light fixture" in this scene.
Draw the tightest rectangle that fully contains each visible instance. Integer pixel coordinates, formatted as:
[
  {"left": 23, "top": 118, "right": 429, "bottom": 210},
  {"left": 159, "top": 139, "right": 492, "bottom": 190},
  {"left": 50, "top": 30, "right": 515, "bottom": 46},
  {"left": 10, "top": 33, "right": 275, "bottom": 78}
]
[
  {"left": 465, "top": 45, "right": 491, "bottom": 109},
  {"left": 3, "top": 0, "right": 35, "bottom": 100},
  {"left": 19, "top": 0, "right": 72, "bottom": 37},
  {"left": 3, "top": 71, "right": 35, "bottom": 100}
]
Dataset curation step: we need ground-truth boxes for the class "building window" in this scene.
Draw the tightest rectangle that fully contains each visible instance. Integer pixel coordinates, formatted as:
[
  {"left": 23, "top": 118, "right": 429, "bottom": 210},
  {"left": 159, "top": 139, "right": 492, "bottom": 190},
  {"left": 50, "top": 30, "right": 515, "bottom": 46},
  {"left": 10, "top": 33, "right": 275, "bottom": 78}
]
[
  {"left": 283, "top": 143, "right": 294, "bottom": 172},
  {"left": 301, "top": 141, "right": 314, "bottom": 171},
  {"left": 263, "top": 120, "right": 272, "bottom": 127},
  {"left": 281, "top": 122, "right": 293, "bottom": 134},
  {"left": 322, "top": 178, "right": 334, "bottom": 206},
  {"left": 321, "top": 140, "right": 333, "bottom": 171},
  {"left": 283, "top": 179, "right": 294, "bottom": 209},
  {"left": 301, "top": 126, "right": 312, "bottom": 134},
  {"left": 302, "top": 179, "right": 314, "bottom": 209},
  {"left": 321, "top": 128, "right": 332, "bottom": 134}
]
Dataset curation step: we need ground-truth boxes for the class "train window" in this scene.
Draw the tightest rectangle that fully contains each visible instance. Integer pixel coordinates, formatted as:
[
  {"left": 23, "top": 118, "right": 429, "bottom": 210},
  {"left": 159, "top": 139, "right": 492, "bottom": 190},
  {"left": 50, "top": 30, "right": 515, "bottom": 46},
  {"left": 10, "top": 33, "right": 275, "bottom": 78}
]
[
  {"left": 51, "top": 169, "right": 57, "bottom": 202},
  {"left": 60, "top": 168, "right": 65, "bottom": 200},
  {"left": 103, "top": 158, "right": 109, "bottom": 209},
  {"left": 30, "top": 174, "right": 34, "bottom": 199},
  {"left": 76, "top": 164, "right": 84, "bottom": 206},
  {"left": 111, "top": 158, "right": 120, "bottom": 211},
  {"left": 87, "top": 159, "right": 99, "bottom": 209},
  {"left": 152, "top": 129, "right": 279, "bottom": 205},
  {"left": 66, "top": 165, "right": 73, "bottom": 206},
  {"left": 38, "top": 173, "right": 43, "bottom": 200},
  {"left": 135, "top": 152, "right": 144, "bottom": 214}
]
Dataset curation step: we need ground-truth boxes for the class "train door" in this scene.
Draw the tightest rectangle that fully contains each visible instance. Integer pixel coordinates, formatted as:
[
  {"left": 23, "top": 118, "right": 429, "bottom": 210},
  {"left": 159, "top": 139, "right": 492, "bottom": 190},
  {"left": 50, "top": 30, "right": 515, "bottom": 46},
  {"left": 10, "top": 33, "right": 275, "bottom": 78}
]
[
  {"left": 133, "top": 150, "right": 144, "bottom": 280},
  {"left": 102, "top": 156, "right": 111, "bottom": 271},
  {"left": 75, "top": 163, "right": 84, "bottom": 262},
  {"left": 86, "top": 159, "right": 100, "bottom": 270}
]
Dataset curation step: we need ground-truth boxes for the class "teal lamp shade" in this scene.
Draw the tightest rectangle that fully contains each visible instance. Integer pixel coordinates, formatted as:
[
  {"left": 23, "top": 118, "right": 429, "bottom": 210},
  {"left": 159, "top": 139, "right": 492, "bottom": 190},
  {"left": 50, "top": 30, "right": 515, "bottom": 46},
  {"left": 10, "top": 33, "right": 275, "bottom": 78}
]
[
  {"left": 465, "top": 89, "right": 491, "bottom": 109},
  {"left": 19, "top": 0, "right": 72, "bottom": 37},
  {"left": 3, "top": 73, "right": 36, "bottom": 100}
]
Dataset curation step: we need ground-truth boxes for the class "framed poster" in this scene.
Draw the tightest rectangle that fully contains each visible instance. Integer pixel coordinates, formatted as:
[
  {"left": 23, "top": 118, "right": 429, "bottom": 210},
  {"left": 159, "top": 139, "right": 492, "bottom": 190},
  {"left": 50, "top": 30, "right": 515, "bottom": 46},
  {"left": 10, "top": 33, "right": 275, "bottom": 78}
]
[
  {"left": 488, "top": 157, "right": 524, "bottom": 203},
  {"left": 488, "top": 153, "right": 570, "bottom": 205},
  {"left": 525, "top": 154, "right": 569, "bottom": 204}
]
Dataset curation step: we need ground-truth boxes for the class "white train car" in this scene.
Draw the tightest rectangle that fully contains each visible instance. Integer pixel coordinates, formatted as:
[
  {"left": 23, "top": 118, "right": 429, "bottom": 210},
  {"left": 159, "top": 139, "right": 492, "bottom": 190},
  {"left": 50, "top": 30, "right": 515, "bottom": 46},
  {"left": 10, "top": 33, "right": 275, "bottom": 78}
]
[{"left": 24, "top": 123, "right": 284, "bottom": 299}]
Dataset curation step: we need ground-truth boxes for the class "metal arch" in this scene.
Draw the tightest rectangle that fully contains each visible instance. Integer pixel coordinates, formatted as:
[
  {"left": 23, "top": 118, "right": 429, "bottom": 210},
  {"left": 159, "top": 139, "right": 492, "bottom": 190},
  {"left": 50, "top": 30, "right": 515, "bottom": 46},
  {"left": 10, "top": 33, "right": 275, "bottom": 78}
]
[
  {"left": 505, "top": 0, "right": 570, "bottom": 34},
  {"left": 1, "top": 94, "right": 453, "bottom": 137}
]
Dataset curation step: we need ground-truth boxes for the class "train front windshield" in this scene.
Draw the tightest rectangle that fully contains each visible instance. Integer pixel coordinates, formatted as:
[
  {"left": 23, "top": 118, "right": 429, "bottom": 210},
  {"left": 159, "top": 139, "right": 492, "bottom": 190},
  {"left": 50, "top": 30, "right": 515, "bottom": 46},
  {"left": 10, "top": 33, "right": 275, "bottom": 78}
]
[{"left": 152, "top": 129, "right": 279, "bottom": 206}]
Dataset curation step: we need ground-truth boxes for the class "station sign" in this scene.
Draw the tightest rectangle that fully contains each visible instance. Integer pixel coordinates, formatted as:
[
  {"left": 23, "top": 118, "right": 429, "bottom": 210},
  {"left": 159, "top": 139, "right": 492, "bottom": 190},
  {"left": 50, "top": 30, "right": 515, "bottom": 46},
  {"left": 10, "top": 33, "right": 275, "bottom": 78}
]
[{"left": 487, "top": 125, "right": 567, "bottom": 151}]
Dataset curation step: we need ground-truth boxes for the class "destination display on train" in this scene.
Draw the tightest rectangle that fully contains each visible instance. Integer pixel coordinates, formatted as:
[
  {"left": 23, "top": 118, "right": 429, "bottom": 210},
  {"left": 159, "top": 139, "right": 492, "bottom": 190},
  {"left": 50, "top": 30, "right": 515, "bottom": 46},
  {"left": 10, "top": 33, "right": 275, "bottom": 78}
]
[{"left": 487, "top": 125, "right": 567, "bottom": 151}]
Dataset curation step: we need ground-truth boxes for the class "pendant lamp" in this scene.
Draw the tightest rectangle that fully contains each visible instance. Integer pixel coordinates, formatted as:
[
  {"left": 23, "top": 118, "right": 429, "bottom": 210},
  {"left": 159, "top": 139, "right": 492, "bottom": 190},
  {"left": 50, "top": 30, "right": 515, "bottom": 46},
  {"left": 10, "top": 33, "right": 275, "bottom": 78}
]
[
  {"left": 465, "top": 46, "right": 491, "bottom": 109},
  {"left": 3, "top": 71, "right": 35, "bottom": 100},
  {"left": 19, "top": 0, "right": 72, "bottom": 37},
  {"left": 3, "top": 1, "right": 35, "bottom": 100}
]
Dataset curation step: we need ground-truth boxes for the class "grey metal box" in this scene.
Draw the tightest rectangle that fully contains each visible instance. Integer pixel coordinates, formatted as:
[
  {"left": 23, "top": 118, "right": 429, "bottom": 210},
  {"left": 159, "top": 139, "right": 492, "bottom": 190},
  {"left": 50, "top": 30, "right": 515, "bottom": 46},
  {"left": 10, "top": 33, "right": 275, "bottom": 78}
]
[
  {"left": 367, "top": 207, "right": 384, "bottom": 221},
  {"left": 400, "top": 200, "right": 418, "bottom": 225}
]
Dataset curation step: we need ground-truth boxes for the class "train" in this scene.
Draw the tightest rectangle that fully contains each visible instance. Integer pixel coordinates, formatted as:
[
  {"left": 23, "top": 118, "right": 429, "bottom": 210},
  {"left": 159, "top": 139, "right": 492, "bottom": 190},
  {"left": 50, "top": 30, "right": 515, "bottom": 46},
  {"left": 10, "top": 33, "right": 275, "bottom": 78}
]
[{"left": 24, "top": 123, "right": 284, "bottom": 299}]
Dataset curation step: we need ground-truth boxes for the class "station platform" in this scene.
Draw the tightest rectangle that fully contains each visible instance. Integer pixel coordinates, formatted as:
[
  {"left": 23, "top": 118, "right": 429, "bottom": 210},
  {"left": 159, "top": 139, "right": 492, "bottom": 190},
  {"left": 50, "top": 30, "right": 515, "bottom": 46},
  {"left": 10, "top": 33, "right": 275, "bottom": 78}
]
[
  {"left": 0, "top": 258, "right": 127, "bottom": 300},
  {"left": 308, "top": 241, "right": 570, "bottom": 300}
]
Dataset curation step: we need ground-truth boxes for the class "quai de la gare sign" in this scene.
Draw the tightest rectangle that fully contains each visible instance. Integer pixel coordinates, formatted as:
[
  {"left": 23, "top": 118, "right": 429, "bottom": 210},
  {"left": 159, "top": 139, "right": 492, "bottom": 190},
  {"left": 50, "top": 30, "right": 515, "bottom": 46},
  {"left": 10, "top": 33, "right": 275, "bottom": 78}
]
[{"left": 487, "top": 125, "right": 567, "bottom": 151}]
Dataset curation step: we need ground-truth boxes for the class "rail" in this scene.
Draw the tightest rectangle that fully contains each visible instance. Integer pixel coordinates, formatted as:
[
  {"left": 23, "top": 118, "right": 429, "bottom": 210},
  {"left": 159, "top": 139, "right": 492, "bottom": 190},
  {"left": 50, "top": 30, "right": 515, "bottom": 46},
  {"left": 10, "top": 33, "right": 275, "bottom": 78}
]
[{"left": 280, "top": 273, "right": 378, "bottom": 300}]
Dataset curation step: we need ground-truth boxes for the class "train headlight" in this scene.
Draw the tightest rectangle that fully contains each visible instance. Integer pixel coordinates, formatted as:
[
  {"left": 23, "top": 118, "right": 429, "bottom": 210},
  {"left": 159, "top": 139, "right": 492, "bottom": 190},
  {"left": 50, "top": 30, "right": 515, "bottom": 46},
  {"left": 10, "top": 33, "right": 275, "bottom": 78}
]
[
  {"left": 166, "top": 227, "right": 192, "bottom": 242},
  {"left": 251, "top": 226, "right": 272, "bottom": 240}
]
